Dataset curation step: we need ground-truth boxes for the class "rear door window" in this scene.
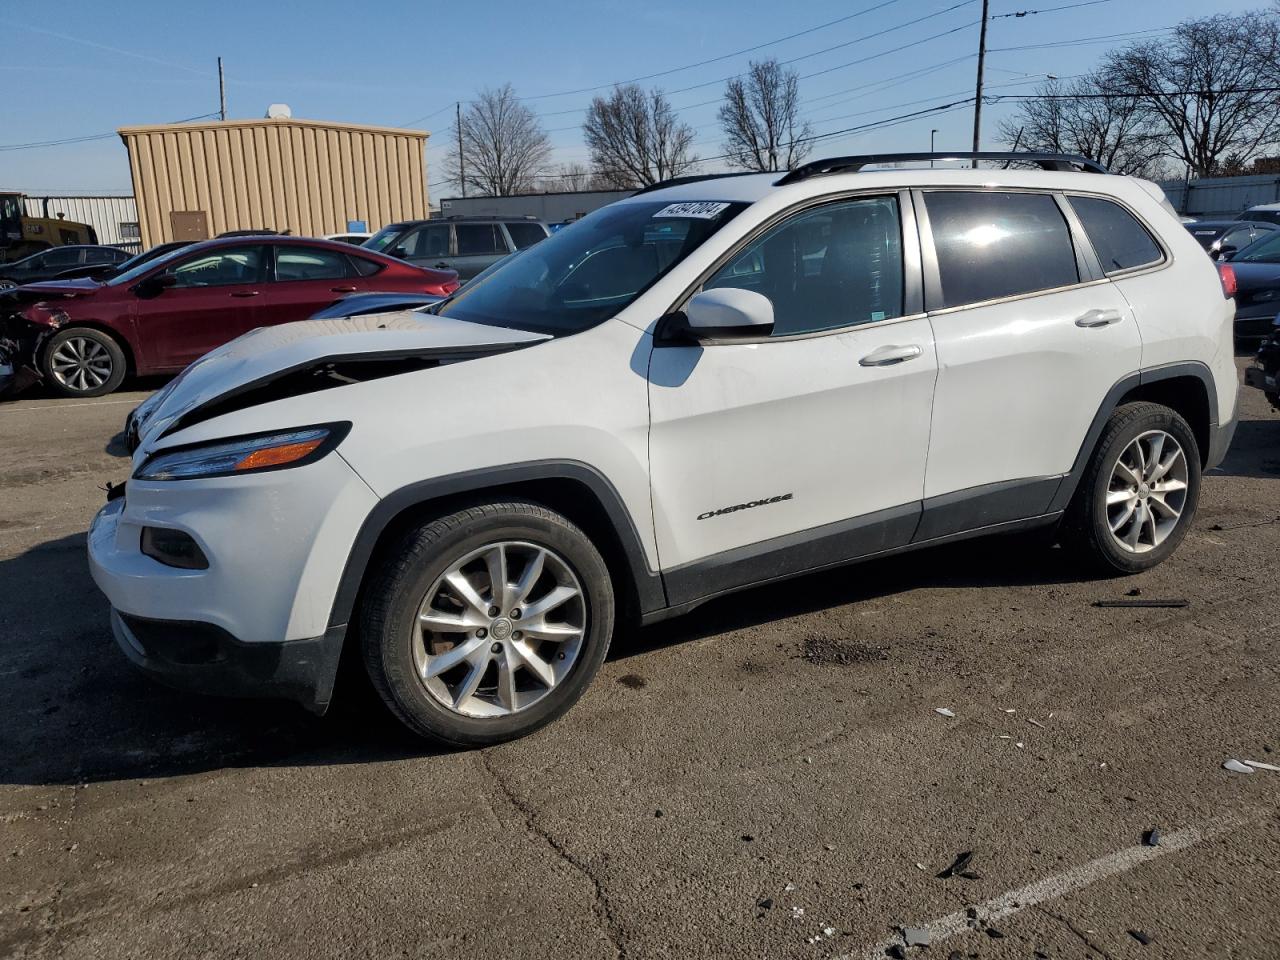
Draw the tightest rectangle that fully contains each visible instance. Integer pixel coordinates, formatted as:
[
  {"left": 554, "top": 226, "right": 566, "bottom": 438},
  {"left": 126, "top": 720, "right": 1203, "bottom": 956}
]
[
  {"left": 274, "top": 246, "right": 358, "bottom": 281},
  {"left": 924, "top": 191, "right": 1079, "bottom": 308},
  {"left": 505, "top": 222, "right": 547, "bottom": 249},
  {"left": 456, "top": 223, "right": 506, "bottom": 256},
  {"left": 45, "top": 247, "right": 83, "bottom": 268},
  {"left": 1067, "top": 196, "right": 1162, "bottom": 273}
]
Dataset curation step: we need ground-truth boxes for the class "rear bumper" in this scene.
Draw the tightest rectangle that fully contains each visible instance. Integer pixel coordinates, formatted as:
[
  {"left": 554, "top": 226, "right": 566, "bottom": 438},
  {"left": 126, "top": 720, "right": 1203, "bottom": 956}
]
[{"left": 111, "top": 609, "right": 344, "bottom": 713}]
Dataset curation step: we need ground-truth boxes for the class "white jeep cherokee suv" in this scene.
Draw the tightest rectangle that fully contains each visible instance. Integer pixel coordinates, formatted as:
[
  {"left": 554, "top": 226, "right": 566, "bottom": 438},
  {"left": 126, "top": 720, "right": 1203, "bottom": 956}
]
[{"left": 90, "top": 153, "right": 1238, "bottom": 746}]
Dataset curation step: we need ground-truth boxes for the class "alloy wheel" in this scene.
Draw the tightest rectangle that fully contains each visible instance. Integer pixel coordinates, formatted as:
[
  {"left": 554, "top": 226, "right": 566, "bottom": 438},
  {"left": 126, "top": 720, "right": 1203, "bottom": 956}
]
[
  {"left": 49, "top": 336, "right": 114, "bottom": 393},
  {"left": 1106, "top": 429, "right": 1189, "bottom": 554},
  {"left": 412, "top": 541, "right": 587, "bottom": 718}
]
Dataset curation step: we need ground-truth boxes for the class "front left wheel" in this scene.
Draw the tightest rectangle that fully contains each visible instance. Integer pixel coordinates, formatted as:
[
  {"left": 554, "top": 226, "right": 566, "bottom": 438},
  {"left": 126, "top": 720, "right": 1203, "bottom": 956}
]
[
  {"left": 41, "top": 327, "right": 127, "bottom": 398},
  {"left": 359, "top": 501, "right": 615, "bottom": 747}
]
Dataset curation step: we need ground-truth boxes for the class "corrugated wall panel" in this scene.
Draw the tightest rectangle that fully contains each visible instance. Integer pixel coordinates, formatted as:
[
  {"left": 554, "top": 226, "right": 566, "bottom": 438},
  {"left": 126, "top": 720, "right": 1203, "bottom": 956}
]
[
  {"left": 119, "top": 117, "right": 426, "bottom": 247},
  {"left": 22, "top": 196, "right": 140, "bottom": 246}
]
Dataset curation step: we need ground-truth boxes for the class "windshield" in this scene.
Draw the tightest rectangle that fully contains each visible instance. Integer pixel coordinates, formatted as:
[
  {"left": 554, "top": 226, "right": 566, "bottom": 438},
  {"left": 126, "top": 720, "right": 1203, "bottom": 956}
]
[
  {"left": 106, "top": 244, "right": 191, "bottom": 286},
  {"left": 365, "top": 224, "right": 409, "bottom": 252},
  {"left": 436, "top": 200, "right": 747, "bottom": 335},
  {"left": 1231, "top": 231, "right": 1280, "bottom": 264}
]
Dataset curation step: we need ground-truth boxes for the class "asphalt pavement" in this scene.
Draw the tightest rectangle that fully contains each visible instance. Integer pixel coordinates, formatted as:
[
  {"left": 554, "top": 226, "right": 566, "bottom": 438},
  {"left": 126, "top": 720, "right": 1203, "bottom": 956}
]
[{"left": 1, "top": 361, "right": 1278, "bottom": 959}]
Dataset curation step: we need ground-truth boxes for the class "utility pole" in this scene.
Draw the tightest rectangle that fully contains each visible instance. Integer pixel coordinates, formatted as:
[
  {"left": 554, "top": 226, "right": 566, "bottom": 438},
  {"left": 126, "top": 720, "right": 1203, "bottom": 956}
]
[
  {"left": 217, "top": 57, "right": 227, "bottom": 121},
  {"left": 971, "top": 0, "right": 990, "bottom": 158},
  {"left": 456, "top": 101, "right": 467, "bottom": 198}
]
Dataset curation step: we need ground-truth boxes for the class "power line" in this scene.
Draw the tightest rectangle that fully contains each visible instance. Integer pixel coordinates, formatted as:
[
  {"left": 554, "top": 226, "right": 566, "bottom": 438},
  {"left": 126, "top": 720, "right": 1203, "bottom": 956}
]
[
  {"left": 400, "top": 0, "right": 915, "bottom": 123},
  {"left": 0, "top": 112, "right": 220, "bottom": 152},
  {"left": 992, "top": 0, "right": 1116, "bottom": 19},
  {"left": 988, "top": 26, "right": 1174, "bottom": 52}
]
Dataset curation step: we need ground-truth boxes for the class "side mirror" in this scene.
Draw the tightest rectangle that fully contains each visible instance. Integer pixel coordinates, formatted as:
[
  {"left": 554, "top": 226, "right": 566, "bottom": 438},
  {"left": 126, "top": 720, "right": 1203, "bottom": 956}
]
[
  {"left": 134, "top": 272, "right": 178, "bottom": 297},
  {"left": 390, "top": 246, "right": 409, "bottom": 260},
  {"left": 1216, "top": 244, "right": 1237, "bottom": 260},
  {"left": 684, "top": 288, "right": 774, "bottom": 340}
]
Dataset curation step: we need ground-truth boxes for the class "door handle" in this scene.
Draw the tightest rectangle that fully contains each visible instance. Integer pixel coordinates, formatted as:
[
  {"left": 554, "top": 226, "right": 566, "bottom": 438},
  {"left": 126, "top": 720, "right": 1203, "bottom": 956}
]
[
  {"left": 330, "top": 285, "right": 358, "bottom": 292},
  {"left": 859, "top": 343, "right": 923, "bottom": 366},
  {"left": 229, "top": 290, "right": 261, "bottom": 298},
  {"left": 1074, "top": 308, "right": 1123, "bottom": 328},
  {"left": 433, "top": 262, "right": 449, "bottom": 269}
]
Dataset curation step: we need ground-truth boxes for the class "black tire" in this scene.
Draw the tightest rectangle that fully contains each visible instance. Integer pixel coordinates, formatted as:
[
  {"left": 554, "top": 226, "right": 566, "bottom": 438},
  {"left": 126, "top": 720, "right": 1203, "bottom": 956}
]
[
  {"left": 1062, "top": 401, "right": 1201, "bottom": 575},
  {"left": 41, "top": 327, "right": 127, "bottom": 398},
  {"left": 359, "top": 501, "right": 614, "bottom": 747}
]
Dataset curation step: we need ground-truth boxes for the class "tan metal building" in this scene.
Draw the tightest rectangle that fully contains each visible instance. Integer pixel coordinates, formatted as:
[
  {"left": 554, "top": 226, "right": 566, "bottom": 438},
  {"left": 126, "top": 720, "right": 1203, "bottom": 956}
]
[{"left": 117, "top": 117, "right": 429, "bottom": 247}]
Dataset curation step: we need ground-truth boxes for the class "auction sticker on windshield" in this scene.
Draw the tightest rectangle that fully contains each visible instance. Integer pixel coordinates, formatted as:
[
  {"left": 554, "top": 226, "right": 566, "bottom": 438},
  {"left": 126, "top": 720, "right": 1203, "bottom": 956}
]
[{"left": 653, "top": 202, "right": 731, "bottom": 219}]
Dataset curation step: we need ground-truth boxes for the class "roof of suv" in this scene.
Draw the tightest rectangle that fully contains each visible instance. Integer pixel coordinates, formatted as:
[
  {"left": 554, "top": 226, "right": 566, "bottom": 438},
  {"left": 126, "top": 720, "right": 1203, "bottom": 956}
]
[{"left": 620, "top": 153, "right": 1161, "bottom": 209}]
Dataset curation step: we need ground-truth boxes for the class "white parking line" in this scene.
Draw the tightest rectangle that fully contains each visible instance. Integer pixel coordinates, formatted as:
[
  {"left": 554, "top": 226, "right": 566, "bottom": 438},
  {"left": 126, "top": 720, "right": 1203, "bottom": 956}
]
[
  {"left": 0, "top": 398, "right": 139, "bottom": 413},
  {"left": 846, "top": 818, "right": 1239, "bottom": 960}
]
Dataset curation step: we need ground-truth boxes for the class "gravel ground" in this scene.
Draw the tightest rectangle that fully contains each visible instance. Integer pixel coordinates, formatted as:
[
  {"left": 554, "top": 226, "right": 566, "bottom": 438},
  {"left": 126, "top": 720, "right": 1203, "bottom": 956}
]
[{"left": 1, "top": 360, "right": 1277, "bottom": 959}]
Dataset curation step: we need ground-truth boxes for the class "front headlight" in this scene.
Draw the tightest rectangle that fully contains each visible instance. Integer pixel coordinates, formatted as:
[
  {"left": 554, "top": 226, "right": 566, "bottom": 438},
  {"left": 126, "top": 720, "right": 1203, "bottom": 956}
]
[{"left": 134, "top": 423, "right": 349, "bottom": 481}]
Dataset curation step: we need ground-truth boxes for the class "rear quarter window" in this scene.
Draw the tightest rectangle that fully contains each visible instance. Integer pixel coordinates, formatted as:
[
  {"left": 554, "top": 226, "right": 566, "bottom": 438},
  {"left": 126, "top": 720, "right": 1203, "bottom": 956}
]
[
  {"left": 1067, "top": 196, "right": 1163, "bottom": 274},
  {"left": 924, "top": 191, "right": 1079, "bottom": 309}
]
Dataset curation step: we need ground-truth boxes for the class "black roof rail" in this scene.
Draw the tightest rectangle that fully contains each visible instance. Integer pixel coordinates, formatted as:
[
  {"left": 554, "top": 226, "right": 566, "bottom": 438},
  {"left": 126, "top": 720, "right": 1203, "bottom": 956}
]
[
  {"left": 774, "top": 152, "right": 1109, "bottom": 185},
  {"left": 630, "top": 170, "right": 773, "bottom": 196}
]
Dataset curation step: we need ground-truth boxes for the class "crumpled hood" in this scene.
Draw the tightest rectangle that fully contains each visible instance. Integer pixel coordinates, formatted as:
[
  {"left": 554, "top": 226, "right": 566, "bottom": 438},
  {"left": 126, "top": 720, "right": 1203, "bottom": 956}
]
[
  {"left": 10, "top": 277, "right": 103, "bottom": 297},
  {"left": 131, "top": 311, "right": 550, "bottom": 449}
]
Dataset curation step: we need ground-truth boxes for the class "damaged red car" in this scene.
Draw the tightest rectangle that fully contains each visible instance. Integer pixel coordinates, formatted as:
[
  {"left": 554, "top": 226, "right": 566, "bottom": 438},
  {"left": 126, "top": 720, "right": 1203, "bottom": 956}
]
[{"left": 0, "top": 235, "right": 460, "bottom": 398}]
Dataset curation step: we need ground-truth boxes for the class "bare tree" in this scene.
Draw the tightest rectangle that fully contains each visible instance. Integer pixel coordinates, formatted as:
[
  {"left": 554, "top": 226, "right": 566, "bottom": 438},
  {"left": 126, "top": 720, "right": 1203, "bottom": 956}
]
[
  {"left": 718, "top": 59, "right": 813, "bottom": 172},
  {"left": 997, "top": 71, "right": 1162, "bottom": 175},
  {"left": 1107, "top": 11, "right": 1280, "bottom": 176},
  {"left": 544, "top": 162, "right": 602, "bottom": 192},
  {"left": 446, "top": 84, "right": 551, "bottom": 196},
  {"left": 583, "top": 84, "right": 698, "bottom": 188}
]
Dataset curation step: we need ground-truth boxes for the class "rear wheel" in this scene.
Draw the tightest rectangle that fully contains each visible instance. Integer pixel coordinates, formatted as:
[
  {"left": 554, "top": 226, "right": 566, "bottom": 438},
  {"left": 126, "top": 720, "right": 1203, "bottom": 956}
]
[
  {"left": 359, "top": 501, "right": 614, "bottom": 746},
  {"left": 41, "top": 328, "right": 127, "bottom": 398},
  {"left": 1063, "top": 402, "right": 1201, "bottom": 574}
]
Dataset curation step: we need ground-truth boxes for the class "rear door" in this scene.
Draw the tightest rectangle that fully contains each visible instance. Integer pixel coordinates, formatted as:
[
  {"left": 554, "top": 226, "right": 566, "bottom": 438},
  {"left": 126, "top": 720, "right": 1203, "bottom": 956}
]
[
  {"left": 132, "top": 245, "right": 267, "bottom": 370},
  {"left": 916, "top": 189, "right": 1139, "bottom": 537},
  {"left": 451, "top": 223, "right": 509, "bottom": 280},
  {"left": 390, "top": 222, "right": 452, "bottom": 271},
  {"left": 263, "top": 244, "right": 371, "bottom": 324}
]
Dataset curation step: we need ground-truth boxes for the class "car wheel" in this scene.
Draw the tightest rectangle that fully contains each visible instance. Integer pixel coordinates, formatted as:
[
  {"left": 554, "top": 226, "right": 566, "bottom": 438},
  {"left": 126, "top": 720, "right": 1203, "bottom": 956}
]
[
  {"left": 359, "top": 501, "right": 614, "bottom": 746},
  {"left": 41, "top": 328, "right": 127, "bottom": 398},
  {"left": 1063, "top": 401, "right": 1201, "bottom": 575}
]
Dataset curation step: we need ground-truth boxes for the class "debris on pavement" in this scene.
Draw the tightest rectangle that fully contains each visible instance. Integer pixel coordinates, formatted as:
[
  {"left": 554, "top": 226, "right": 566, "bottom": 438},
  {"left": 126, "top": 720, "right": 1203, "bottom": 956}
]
[
  {"left": 791, "top": 906, "right": 805, "bottom": 919},
  {"left": 935, "top": 707, "right": 956, "bottom": 718},
  {"left": 1092, "top": 598, "right": 1190, "bottom": 608},
  {"left": 1126, "top": 587, "right": 1143, "bottom": 596},
  {"left": 986, "top": 926, "right": 1006, "bottom": 938},
  {"left": 1223, "top": 759, "right": 1255, "bottom": 774},
  {"left": 1244, "top": 759, "right": 1280, "bottom": 772},
  {"left": 758, "top": 898, "right": 773, "bottom": 910},
  {"left": 1129, "top": 929, "right": 1154, "bottom": 945},
  {"left": 886, "top": 945, "right": 907, "bottom": 959},
  {"left": 936, "top": 850, "right": 974, "bottom": 879},
  {"left": 1143, "top": 828, "right": 1161, "bottom": 847},
  {"left": 1027, "top": 718, "right": 1047, "bottom": 728},
  {"left": 903, "top": 927, "right": 931, "bottom": 947}
]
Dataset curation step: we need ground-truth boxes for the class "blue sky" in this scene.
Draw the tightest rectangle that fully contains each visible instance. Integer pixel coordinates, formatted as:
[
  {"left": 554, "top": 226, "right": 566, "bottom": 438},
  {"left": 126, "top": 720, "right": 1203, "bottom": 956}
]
[{"left": 1, "top": 0, "right": 1234, "bottom": 196}]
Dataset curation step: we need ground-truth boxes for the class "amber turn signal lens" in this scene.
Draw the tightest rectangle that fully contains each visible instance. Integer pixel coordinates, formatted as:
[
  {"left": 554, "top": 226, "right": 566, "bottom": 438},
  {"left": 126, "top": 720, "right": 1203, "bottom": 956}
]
[{"left": 234, "top": 438, "right": 325, "bottom": 471}]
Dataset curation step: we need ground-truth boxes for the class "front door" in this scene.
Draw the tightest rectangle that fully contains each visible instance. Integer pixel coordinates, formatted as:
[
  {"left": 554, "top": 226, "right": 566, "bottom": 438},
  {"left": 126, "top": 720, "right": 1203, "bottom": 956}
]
[
  {"left": 915, "top": 189, "right": 1141, "bottom": 537},
  {"left": 647, "top": 194, "right": 938, "bottom": 604},
  {"left": 133, "top": 245, "right": 267, "bottom": 370}
]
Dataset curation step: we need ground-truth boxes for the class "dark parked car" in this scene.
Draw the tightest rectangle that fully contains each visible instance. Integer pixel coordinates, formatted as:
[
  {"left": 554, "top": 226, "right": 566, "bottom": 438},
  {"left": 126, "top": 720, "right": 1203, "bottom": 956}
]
[
  {"left": 1219, "top": 231, "right": 1280, "bottom": 339},
  {"left": 308, "top": 290, "right": 443, "bottom": 320},
  {"left": 364, "top": 216, "right": 550, "bottom": 280},
  {"left": 2, "top": 236, "right": 459, "bottom": 398},
  {"left": 48, "top": 241, "right": 193, "bottom": 282},
  {"left": 1236, "top": 204, "right": 1280, "bottom": 225},
  {"left": 1244, "top": 317, "right": 1280, "bottom": 410},
  {"left": 1185, "top": 220, "right": 1278, "bottom": 259},
  {"left": 0, "top": 245, "right": 132, "bottom": 288}
]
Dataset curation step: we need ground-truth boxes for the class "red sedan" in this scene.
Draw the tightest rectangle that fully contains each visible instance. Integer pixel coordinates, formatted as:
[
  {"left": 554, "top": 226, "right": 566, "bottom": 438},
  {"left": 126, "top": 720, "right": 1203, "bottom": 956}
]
[{"left": 9, "top": 236, "right": 460, "bottom": 397}]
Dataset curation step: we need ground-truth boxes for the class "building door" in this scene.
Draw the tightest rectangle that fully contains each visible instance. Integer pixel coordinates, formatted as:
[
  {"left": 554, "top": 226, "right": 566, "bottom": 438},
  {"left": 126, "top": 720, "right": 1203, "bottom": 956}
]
[{"left": 170, "top": 210, "right": 209, "bottom": 242}]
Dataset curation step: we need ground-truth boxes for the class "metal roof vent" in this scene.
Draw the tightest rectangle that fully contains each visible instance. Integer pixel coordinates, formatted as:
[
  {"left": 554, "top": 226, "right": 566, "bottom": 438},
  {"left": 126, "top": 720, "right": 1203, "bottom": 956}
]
[{"left": 265, "top": 103, "right": 293, "bottom": 120}]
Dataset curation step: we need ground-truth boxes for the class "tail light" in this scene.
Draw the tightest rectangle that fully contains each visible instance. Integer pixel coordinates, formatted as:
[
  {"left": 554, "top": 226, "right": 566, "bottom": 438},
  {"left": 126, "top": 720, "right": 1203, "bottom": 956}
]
[{"left": 1218, "top": 263, "right": 1237, "bottom": 299}]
